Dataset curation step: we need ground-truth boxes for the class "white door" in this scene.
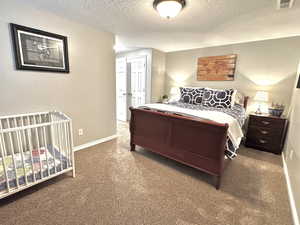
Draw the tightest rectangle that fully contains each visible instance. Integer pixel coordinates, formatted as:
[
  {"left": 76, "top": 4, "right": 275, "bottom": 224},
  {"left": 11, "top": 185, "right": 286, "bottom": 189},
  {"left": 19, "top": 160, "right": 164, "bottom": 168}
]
[
  {"left": 116, "top": 56, "right": 147, "bottom": 121},
  {"left": 116, "top": 57, "right": 127, "bottom": 121},
  {"left": 128, "top": 56, "right": 147, "bottom": 108}
]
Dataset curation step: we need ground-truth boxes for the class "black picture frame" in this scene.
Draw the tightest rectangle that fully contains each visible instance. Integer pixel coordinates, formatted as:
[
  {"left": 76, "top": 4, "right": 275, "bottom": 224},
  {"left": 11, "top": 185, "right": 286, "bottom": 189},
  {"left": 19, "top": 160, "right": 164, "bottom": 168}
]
[
  {"left": 10, "top": 23, "right": 69, "bottom": 73},
  {"left": 297, "top": 75, "right": 300, "bottom": 89}
]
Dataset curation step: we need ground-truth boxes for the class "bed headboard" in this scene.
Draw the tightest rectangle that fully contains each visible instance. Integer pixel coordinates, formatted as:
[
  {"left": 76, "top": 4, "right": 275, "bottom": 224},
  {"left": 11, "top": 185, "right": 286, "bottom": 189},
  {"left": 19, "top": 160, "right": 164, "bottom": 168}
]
[{"left": 244, "top": 96, "right": 250, "bottom": 110}]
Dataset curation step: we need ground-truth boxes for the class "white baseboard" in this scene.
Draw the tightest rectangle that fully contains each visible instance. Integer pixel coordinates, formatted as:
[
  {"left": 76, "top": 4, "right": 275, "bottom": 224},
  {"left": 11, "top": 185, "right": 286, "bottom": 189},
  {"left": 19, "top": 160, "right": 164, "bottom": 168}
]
[
  {"left": 282, "top": 154, "right": 300, "bottom": 225},
  {"left": 73, "top": 134, "right": 118, "bottom": 152}
]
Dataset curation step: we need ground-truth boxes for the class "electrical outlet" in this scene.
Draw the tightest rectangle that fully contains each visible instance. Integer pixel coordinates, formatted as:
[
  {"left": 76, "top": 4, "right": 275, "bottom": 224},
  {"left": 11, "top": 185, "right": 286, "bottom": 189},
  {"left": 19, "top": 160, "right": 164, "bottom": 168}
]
[
  {"left": 78, "top": 129, "right": 83, "bottom": 136},
  {"left": 289, "top": 148, "right": 294, "bottom": 160}
]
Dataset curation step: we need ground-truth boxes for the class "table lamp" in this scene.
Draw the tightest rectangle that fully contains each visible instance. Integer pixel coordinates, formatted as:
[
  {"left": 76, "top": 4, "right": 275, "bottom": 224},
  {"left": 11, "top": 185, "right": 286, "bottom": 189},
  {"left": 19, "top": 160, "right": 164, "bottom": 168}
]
[
  {"left": 170, "top": 87, "right": 178, "bottom": 95},
  {"left": 254, "top": 91, "right": 269, "bottom": 114},
  {"left": 169, "top": 87, "right": 180, "bottom": 101}
]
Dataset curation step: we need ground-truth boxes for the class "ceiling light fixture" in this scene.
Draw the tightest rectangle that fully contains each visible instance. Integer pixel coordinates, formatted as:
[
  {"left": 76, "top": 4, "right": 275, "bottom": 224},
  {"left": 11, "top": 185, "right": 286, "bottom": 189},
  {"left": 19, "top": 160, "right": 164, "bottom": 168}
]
[{"left": 153, "top": 0, "right": 186, "bottom": 19}]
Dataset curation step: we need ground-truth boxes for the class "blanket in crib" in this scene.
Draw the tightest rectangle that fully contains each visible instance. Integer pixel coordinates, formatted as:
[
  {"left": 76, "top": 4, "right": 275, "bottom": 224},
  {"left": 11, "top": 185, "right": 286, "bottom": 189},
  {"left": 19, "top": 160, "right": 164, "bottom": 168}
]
[{"left": 0, "top": 146, "right": 67, "bottom": 186}]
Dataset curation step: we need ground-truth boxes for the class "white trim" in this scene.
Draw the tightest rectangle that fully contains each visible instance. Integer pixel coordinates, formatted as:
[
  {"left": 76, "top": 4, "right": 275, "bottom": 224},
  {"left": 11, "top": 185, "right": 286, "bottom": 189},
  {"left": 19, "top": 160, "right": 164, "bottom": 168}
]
[
  {"left": 282, "top": 154, "right": 300, "bottom": 225},
  {"left": 73, "top": 134, "right": 118, "bottom": 152}
]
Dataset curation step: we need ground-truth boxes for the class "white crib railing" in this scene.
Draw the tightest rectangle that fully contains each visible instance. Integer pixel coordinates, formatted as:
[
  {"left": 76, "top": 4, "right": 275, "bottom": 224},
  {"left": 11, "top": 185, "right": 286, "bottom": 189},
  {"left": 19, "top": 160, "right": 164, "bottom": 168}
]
[{"left": 0, "top": 111, "right": 75, "bottom": 199}]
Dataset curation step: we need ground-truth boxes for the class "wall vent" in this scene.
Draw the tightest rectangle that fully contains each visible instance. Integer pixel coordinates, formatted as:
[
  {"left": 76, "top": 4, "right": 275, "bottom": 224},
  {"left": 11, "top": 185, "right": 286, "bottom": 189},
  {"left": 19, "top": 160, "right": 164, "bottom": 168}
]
[{"left": 277, "top": 0, "right": 295, "bottom": 9}]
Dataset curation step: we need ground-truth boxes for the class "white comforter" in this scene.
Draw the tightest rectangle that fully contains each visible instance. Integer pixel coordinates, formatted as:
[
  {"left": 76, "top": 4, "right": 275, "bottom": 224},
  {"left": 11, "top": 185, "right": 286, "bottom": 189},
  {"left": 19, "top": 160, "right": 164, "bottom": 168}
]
[{"left": 140, "top": 104, "right": 244, "bottom": 149}]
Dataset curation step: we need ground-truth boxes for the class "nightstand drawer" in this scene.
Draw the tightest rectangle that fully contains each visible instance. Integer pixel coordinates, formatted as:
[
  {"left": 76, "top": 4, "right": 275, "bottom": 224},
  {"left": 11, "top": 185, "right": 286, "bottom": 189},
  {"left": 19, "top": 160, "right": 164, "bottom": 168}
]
[
  {"left": 249, "top": 116, "right": 285, "bottom": 129},
  {"left": 246, "top": 135, "right": 279, "bottom": 146},
  {"left": 245, "top": 138, "right": 281, "bottom": 154},
  {"left": 247, "top": 126, "right": 282, "bottom": 138}
]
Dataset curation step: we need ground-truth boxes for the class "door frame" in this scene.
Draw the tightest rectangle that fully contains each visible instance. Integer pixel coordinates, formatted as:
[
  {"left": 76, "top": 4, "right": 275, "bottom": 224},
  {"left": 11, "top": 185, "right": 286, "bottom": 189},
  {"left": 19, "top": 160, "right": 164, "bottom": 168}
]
[
  {"left": 126, "top": 55, "right": 148, "bottom": 120},
  {"left": 116, "top": 57, "right": 128, "bottom": 121},
  {"left": 116, "top": 54, "right": 150, "bottom": 121}
]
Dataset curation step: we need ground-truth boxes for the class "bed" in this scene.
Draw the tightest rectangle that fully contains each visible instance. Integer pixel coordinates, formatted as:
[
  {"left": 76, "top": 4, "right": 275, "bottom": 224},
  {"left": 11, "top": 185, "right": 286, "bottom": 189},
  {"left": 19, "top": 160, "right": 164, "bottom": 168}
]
[{"left": 129, "top": 87, "right": 248, "bottom": 189}]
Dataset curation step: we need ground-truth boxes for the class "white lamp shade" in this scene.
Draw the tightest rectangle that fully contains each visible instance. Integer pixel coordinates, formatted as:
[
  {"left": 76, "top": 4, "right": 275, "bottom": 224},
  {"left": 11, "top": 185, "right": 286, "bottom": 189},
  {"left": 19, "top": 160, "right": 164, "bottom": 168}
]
[
  {"left": 254, "top": 91, "right": 269, "bottom": 102},
  {"left": 170, "top": 87, "right": 179, "bottom": 95},
  {"left": 156, "top": 1, "right": 183, "bottom": 18},
  {"left": 169, "top": 87, "right": 180, "bottom": 101}
]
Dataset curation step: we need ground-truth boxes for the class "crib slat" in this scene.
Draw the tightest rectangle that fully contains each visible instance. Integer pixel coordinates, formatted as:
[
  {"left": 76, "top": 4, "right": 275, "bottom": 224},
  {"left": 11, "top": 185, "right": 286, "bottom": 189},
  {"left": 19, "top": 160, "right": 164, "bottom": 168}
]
[
  {"left": 63, "top": 122, "right": 69, "bottom": 169},
  {"left": 62, "top": 121, "right": 67, "bottom": 168},
  {"left": 49, "top": 113, "right": 57, "bottom": 174},
  {"left": 0, "top": 121, "right": 11, "bottom": 192},
  {"left": 64, "top": 122, "right": 70, "bottom": 168},
  {"left": 56, "top": 122, "right": 63, "bottom": 171},
  {"left": 33, "top": 116, "right": 43, "bottom": 179},
  {"left": 21, "top": 116, "right": 34, "bottom": 184},
  {"left": 0, "top": 120, "right": 7, "bottom": 157},
  {"left": 6, "top": 119, "right": 20, "bottom": 189},
  {"left": 41, "top": 115, "right": 50, "bottom": 177},
  {"left": 27, "top": 116, "right": 36, "bottom": 182},
  {"left": 68, "top": 122, "right": 72, "bottom": 167},
  {"left": 20, "top": 117, "right": 30, "bottom": 185},
  {"left": 67, "top": 122, "right": 72, "bottom": 168},
  {"left": 69, "top": 121, "right": 75, "bottom": 177},
  {"left": 14, "top": 118, "right": 28, "bottom": 186}
]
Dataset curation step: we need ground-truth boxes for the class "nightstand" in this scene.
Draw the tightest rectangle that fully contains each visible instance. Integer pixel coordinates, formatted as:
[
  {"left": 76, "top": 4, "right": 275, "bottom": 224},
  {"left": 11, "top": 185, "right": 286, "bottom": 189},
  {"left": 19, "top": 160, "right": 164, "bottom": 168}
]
[{"left": 245, "top": 114, "right": 288, "bottom": 154}]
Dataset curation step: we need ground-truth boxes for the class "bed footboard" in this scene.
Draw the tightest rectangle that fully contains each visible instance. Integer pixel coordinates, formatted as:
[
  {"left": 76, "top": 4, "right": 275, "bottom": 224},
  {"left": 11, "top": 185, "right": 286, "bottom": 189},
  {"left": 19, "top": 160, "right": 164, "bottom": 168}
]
[{"left": 129, "top": 107, "right": 229, "bottom": 189}]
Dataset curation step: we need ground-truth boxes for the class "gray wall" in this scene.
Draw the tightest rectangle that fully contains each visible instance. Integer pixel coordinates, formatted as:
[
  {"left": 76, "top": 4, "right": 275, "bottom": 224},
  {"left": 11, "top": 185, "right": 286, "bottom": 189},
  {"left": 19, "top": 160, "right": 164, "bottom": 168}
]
[
  {"left": 284, "top": 65, "right": 300, "bottom": 222},
  {"left": 0, "top": 1, "right": 116, "bottom": 147},
  {"left": 151, "top": 49, "right": 166, "bottom": 103},
  {"left": 165, "top": 37, "right": 300, "bottom": 114}
]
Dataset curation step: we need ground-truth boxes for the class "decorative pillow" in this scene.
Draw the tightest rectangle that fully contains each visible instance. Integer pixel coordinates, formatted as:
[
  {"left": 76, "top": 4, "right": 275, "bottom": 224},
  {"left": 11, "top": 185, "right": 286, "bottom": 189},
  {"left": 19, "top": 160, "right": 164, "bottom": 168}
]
[
  {"left": 179, "top": 87, "right": 205, "bottom": 105},
  {"left": 202, "top": 88, "right": 235, "bottom": 109},
  {"left": 179, "top": 87, "right": 193, "bottom": 104}
]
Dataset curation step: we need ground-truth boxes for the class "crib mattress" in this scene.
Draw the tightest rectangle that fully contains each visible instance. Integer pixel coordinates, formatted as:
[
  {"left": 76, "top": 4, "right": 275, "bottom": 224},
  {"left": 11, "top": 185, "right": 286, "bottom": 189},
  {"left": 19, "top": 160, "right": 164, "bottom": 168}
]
[{"left": 0, "top": 145, "right": 69, "bottom": 192}]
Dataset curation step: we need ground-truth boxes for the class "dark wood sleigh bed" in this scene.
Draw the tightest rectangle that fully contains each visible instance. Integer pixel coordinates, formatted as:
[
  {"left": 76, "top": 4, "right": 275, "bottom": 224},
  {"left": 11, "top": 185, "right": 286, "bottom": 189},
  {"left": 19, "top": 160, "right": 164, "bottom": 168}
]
[{"left": 129, "top": 98, "right": 248, "bottom": 189}]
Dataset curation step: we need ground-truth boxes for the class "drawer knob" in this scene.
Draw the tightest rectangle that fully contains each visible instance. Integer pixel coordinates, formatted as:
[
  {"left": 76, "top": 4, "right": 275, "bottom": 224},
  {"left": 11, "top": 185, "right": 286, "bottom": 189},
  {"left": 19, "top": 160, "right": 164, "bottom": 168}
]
[
  {"left": 259, "top": 139, "right": 267, "bottom": 144},
  {"left": 262, "top": 121, "right": 270, "bottom": 125},
  {"left": 261, "top": 130, "right": 269, "bottom": 135}
]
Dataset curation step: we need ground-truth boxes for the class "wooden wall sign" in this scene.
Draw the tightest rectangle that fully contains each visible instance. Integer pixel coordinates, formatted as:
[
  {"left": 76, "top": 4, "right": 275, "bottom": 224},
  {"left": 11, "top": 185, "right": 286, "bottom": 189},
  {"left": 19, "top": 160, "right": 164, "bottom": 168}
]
[{"left": 197, "top": 54, "right": 237, "bottom": 81}]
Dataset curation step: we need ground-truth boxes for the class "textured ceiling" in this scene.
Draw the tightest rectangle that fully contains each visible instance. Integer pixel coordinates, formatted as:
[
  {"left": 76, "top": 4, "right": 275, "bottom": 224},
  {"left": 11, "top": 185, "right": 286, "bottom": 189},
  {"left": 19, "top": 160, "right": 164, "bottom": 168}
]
[{"left": 21, "top": 0, "right": 300, "bottom": 52}]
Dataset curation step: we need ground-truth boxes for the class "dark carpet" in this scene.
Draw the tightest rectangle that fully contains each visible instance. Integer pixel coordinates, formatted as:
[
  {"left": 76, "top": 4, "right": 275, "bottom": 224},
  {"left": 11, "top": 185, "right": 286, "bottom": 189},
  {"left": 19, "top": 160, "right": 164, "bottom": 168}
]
[{"left": 0, "top": 122, "right": 293, "bottom": 225}]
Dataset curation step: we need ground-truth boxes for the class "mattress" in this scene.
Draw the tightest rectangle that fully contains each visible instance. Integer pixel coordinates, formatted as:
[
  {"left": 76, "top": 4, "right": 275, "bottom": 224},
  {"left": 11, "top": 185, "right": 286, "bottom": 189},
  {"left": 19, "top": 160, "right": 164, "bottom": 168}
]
[
  {"left": 0, "top": 145, "right": 68, "bottom": 192},
  {"left": 139, "top": 102, "right": 246, "bottom": 159}
]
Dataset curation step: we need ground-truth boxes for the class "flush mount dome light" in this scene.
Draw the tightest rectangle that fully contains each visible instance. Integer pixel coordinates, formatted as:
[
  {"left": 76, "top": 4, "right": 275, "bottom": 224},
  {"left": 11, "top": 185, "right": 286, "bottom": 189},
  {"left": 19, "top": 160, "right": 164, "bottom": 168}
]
[{"left": 153, "top": 0, "right": 186, "bottom": 19}]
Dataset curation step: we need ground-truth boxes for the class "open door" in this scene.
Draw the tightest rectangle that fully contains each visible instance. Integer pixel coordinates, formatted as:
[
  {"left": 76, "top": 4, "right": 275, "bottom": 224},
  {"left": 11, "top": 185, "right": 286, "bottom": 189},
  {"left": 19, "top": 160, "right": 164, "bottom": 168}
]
[
  {"left": 128, "top": 56, "right": 147, "bottom": 108},
  {"left": 116, "top": 56, "right": 147, "bottom": 121},
  {"left": 116, "top": 57, "right": 127, "bottom": 121}
]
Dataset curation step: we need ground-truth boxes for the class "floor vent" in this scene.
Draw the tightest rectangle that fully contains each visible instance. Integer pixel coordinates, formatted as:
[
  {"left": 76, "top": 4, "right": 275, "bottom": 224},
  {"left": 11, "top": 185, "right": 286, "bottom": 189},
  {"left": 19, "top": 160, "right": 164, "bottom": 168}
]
[{"left": 277, "top": 0, "right": 295, "bottom": 9}]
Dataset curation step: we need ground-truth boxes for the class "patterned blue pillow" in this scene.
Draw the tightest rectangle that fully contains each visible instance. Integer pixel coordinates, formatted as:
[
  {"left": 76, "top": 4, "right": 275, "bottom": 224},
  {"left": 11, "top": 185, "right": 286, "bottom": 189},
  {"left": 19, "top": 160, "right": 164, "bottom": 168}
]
[
  {"left": 202, "top": 88, "right": 235, "bottom": 109},
  {"left": 179, "top": 87, "right": 205, "bottom": 105}
]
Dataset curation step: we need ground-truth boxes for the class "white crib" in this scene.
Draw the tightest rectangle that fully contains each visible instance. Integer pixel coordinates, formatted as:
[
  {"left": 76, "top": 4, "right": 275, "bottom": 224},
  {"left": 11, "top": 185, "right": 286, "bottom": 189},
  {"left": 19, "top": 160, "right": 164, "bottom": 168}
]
[{"left": 0, "top": 111, "right": 75, "bottom": 199}]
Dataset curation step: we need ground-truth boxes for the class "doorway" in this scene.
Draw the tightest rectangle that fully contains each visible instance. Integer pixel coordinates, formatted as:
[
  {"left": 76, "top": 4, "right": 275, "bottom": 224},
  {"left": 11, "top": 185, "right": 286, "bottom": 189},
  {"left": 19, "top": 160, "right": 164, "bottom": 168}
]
[{"left": 116, "top": 56, "right": 147, "bottom": 121}]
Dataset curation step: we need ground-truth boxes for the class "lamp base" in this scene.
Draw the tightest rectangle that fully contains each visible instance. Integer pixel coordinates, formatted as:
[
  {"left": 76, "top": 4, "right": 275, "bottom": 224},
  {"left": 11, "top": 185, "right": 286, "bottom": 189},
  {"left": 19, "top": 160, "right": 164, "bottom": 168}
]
[{"left": 255, "top": 106, "right": 262, "bottom": 115}]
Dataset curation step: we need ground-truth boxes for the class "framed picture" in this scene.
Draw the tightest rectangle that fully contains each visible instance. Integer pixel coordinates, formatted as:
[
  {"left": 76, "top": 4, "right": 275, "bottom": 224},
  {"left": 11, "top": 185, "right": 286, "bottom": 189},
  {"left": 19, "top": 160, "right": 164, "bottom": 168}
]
[
  {"left": 10, "top": 23, "right": 69, "bottom": 73},
  {"left": 197, "top": 54, "right": 237, "bottom": 81}
]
